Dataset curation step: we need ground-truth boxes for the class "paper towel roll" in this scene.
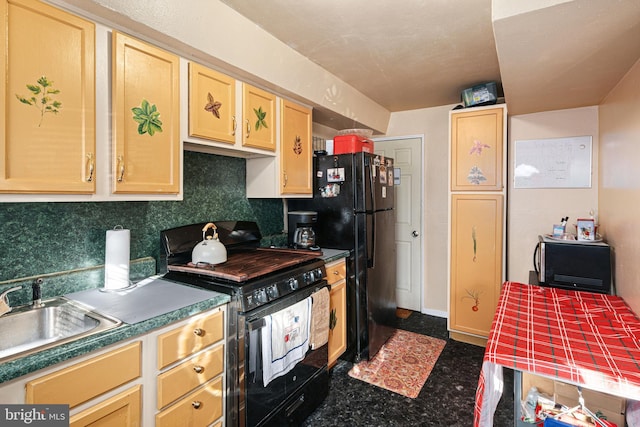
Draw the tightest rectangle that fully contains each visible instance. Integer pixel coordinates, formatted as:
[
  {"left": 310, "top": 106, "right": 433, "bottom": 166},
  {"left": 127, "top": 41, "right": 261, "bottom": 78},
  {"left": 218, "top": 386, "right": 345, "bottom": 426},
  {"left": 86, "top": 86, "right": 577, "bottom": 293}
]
[{"left": 104, "top": 227, "right": 130, "bottom": 290}]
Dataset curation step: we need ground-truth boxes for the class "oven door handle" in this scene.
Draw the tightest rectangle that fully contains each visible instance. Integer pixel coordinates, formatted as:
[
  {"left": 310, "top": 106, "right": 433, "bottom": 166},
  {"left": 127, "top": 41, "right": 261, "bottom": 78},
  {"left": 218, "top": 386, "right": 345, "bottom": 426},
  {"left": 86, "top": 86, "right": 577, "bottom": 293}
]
[{"left": 247, "top": 317, "right": 266, "bottom": 331}]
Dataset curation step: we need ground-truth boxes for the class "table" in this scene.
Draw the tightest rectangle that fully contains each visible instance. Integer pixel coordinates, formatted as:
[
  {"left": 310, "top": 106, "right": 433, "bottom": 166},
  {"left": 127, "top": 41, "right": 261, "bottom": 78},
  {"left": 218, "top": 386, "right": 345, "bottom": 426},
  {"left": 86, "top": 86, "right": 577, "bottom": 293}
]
[{"left": 474, "top": 281, "right": 640, "bottom": 426}]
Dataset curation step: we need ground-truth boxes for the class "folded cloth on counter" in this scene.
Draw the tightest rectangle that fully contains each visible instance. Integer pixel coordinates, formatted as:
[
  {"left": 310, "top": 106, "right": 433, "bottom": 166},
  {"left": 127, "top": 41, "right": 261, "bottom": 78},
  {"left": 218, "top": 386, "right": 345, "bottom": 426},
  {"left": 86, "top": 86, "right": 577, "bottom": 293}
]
[
  {"left": 309, "top": 287, "right": 330, "bottom": 350},
  {"left": 262, "top": 297, "right": 311, "bottom": 386}
]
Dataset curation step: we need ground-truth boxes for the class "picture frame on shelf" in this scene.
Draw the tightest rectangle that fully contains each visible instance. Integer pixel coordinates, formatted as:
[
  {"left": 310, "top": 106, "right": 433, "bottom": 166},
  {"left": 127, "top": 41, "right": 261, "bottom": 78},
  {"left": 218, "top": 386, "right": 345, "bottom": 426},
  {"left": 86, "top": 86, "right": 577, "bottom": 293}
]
[{"left": 576, "top": 218, "right": 595, "bottom": 241}]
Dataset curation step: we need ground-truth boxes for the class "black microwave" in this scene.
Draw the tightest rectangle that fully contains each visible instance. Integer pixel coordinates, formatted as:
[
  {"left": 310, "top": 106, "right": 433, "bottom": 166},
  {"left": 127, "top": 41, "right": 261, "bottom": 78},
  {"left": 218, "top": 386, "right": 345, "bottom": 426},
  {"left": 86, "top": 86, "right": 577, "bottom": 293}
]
[{"left": 535, "top": 235, "right": 612, "bottom": 294}]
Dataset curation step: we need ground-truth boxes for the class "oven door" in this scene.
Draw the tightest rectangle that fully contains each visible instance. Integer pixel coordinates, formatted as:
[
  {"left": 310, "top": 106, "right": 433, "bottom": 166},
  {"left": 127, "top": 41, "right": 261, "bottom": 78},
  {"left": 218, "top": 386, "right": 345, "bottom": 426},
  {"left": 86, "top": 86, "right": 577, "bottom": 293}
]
[{"left": 240, "top": 282, "right": 329, "bottom": 427}]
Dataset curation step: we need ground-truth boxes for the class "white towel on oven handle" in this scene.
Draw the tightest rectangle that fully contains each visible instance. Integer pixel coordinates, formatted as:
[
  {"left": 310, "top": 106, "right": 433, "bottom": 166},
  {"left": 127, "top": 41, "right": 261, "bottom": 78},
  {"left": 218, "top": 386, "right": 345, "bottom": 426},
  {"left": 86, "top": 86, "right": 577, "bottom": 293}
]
[{"left": 262, "top": 296, "right": 312, "bottom": 386}]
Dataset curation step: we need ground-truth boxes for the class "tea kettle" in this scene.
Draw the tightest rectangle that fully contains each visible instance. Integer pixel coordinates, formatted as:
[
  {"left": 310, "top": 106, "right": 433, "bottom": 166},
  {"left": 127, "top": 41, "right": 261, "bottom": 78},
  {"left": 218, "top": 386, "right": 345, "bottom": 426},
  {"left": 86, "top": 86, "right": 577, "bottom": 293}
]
[{"left": 192, "top": 222, "right": 227, "bottom": 265}]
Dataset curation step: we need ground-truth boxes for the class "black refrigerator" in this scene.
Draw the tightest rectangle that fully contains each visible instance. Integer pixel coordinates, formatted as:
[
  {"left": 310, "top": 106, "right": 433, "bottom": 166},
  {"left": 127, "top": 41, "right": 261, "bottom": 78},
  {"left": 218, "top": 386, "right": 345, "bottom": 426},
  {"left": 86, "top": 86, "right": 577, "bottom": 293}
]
[{"left": 289, "top": 152, "right": 396, "bottom": 362}]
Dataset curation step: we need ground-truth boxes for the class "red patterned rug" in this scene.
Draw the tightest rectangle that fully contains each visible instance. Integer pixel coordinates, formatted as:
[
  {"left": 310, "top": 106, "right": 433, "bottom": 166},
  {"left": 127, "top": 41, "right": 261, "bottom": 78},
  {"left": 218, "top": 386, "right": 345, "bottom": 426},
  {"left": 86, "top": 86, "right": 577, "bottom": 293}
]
[{"left": 347, "top": 329, "right": 446, "bottom": 398}]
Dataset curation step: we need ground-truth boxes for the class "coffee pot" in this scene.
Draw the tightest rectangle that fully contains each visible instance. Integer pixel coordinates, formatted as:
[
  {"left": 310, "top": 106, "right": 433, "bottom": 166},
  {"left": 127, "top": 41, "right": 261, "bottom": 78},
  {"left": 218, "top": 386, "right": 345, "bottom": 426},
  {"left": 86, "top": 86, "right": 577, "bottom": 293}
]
[
  {"left": 293, "top": 225, "right": 316, "bottom": 249},
  {"left": 288, "top": 211, "right": 318, "bottom": 249}
]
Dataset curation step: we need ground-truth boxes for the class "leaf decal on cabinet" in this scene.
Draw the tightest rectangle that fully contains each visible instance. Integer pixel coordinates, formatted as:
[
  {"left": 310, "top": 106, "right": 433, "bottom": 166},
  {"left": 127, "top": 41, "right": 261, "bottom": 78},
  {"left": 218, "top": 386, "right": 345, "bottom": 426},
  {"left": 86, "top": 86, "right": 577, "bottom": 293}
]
[
  {"left": 293, "top": 136, "right": 303, "bottom": 155},
  {"left": 132, "top": 99, "right": 163, "bottom": 136},
  {"left": 463, "top": 289, "right": 481, "bottom": 312},
  {"left": 472, "top": 226, "right": 477, "bottom": 262},
  {"left": 15, "top": 76, "right": 62, "bottom": 127},
  {"left": 253, "top": 106, "right": 268, "bottom": 130},
  {"left": 469, "top": 139, "right": 491, "bottom": 156},
  {"left": 204, "top": 92, "right": 222, "bottom": 118},
  {"left": 467, "top": 166, "right": 487, "bottom": 185}
]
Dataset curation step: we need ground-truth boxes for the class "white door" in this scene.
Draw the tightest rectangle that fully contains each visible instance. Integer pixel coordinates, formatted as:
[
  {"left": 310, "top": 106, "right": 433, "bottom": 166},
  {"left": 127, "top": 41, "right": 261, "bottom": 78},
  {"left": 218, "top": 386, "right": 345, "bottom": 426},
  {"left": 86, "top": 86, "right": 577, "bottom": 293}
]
[{"left": 374, "top": 136, "right": 423, "bottom": 311}]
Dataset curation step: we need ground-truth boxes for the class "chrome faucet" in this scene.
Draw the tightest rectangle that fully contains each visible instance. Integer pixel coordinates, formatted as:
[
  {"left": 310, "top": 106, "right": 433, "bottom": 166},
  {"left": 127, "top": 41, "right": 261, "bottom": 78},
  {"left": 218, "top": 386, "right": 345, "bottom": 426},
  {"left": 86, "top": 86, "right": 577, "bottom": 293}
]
[
  {"left": 0, "top": 286, "right": 22, "bottom": 316},
  {"left": 32, "top": 278, "right": 44, "bottom": 308}
]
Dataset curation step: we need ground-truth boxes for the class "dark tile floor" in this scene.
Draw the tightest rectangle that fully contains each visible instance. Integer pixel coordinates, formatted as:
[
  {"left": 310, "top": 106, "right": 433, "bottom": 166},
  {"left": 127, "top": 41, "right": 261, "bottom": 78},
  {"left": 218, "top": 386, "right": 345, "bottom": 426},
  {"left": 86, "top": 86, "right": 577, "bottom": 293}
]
[{"left": 302, "top": 312, "right": 515, "bottom": 426}]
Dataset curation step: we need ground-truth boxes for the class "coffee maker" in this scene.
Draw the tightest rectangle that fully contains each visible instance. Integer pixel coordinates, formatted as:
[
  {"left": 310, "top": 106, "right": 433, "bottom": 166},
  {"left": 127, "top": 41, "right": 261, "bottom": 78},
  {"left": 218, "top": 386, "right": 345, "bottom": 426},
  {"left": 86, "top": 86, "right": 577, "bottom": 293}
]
[{"left": 288, "top": 211, "right": 318, "bottom": 250}]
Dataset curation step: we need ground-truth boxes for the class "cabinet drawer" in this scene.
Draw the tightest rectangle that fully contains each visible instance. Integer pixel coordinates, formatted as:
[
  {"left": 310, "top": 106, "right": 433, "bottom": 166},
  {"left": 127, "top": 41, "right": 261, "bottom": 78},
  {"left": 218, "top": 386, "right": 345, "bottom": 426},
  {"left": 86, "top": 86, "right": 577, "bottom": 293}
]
[
  {"left": 155, "top": 377, "right": 223, "bottom": 427},
  {"left": 158, "top": 310, "right": 224, "bottom": 369},
  {"left": 26, "top": 342, "right": 141, "bottom": 408},
  {"left": 325, "top": 259, "right": 346, "bottom": 285},
  {"left": 70, "top": 385, "right": 141, "bottom": 427},
  {"left": 157, "top": 343, "right": 224, "bottom": 409}
]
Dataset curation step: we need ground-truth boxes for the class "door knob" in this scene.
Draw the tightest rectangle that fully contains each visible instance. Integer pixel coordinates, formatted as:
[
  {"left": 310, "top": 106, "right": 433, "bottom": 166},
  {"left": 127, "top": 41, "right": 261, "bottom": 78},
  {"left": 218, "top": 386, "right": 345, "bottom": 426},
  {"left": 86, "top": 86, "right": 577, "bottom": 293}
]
[{"left": 412, "top": 230, "right": 419, "bottom": 238}]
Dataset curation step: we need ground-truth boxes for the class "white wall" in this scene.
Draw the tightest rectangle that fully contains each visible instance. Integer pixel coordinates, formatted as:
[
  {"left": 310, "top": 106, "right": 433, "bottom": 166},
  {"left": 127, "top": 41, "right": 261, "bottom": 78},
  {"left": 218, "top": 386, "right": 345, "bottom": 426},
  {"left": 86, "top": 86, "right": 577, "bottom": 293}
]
[
  {"left": 599, "top": 57, "right": 640, "bottom": 313},
  {"left": 385, "top": 104, "right": 458, "bottom": 316},
  {"left": 386, "top": 104, "right": 602, "bottom": 316},
  {"left": 507, "top": 107, "right": 599, "bottom": 283}
]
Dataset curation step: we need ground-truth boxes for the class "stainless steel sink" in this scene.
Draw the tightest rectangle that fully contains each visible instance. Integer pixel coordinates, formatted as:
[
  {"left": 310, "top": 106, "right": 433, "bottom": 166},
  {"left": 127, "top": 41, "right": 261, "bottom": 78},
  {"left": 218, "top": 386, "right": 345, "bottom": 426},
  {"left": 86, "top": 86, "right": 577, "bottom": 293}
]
[{"left": 0, "top": 297, "right": 122, "bottom": 363}]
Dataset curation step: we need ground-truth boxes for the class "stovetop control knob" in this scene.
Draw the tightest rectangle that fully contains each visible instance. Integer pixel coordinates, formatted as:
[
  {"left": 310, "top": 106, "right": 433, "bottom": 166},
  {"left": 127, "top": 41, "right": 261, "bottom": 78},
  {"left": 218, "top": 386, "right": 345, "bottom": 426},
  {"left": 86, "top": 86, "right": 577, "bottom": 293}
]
[
  {"left": 254, "top": 288, "right": 268, "bottom": 304},
  {"left": 303, "top": 271, "right": 313, "bottom": 284},
  {"left": 266, "top": 284, "right": 279, "bottom": 299},
  {"left": 287, "top": 278, "right": 299, "bottom": 291}
]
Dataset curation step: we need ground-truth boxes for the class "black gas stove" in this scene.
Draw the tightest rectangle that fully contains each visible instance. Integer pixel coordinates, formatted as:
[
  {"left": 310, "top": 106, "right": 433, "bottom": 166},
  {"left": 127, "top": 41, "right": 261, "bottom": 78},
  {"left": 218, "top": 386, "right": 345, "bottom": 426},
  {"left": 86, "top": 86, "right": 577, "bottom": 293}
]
[{"left": 160, "top": 221, "right": 329, "bottom": 427}]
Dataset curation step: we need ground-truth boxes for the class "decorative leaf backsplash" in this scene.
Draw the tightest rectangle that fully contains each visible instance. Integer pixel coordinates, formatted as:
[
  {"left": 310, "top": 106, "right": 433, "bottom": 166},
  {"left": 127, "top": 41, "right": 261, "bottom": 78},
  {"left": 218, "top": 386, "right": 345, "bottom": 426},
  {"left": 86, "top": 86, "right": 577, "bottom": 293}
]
[
  {"left": 132, "top": 99, "right": 163, "bottom": 136},
  {"left": 15, "top": 76, "right": 62, "bottom": 127}
]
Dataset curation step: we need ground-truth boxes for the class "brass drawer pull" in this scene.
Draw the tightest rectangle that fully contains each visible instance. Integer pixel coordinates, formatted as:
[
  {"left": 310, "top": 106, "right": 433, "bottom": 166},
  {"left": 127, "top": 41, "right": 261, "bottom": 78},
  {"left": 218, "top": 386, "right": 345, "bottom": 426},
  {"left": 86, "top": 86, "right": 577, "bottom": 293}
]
[
  {"left": 193, "top": 328, "right": 204, "bottom": 337},
  {"left": 193, "top": 365, "right": 204, "bottom": 374},
  {"left": 192, "top": 401, "right": 202, "bottom": 409}
]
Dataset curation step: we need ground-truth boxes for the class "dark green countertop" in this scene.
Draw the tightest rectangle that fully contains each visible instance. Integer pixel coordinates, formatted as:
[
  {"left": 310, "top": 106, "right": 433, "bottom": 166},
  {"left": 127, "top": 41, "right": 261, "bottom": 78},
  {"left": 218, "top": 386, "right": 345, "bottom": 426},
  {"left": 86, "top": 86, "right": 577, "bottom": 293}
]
[
  {"left": 0, "top": 284, "right": 229, "bottom": 384},
  {"left": 0, "top": 251, "right": 348, "bottom": 384},
  {"left": 320, "top": 248, "right": 350, "bottom": 264}
]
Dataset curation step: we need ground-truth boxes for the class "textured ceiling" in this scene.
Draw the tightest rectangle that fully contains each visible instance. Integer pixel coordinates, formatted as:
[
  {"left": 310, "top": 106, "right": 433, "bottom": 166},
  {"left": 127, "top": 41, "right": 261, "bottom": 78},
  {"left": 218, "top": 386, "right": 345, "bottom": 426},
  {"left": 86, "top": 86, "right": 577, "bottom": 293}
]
[{"left": 220, "top": 0, "right": 640, "bottom": 117}]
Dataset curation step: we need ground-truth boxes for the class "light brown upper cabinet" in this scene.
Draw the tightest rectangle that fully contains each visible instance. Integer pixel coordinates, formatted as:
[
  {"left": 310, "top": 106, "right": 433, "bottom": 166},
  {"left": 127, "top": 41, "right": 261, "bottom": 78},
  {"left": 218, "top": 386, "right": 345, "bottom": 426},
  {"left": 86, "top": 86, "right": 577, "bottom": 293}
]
[
  {"left": 450, "top": 106, "right": 504, "bottom": 191},
  {"left": 242, "top": 83, "right": 276, "bottom": 151},
  {"left": 188, "top": 62, "right": 236, "bottom": 144},
  {"left": 112, "top": 31, "right": 180, "bottom": 194},
  {"left": 0, "top": 0, "right": 95, "bottom": 194},
  {"left": 280, "top": 99, "right": 312, "bottom": 195}
]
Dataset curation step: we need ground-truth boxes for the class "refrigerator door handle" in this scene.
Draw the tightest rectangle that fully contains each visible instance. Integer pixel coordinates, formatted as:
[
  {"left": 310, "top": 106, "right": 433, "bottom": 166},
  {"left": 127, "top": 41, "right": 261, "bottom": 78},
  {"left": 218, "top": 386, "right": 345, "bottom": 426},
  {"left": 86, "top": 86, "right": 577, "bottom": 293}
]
[{"left": 367, "top": 161, "right": 376, "bottom": 268}]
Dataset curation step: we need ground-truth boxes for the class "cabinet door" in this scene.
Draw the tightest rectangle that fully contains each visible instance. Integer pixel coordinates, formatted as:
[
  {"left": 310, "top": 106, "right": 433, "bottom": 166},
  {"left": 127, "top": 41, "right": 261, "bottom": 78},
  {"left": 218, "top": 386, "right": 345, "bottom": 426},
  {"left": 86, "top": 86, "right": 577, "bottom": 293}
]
[
  {"left": 112, "top": 31, "right": 180, "bottom": 194},
  {"left": 70, "top": 385, "right": 141, "bottom": 427},
  {"left": 242, "top": 83, "right": 275, "bottom": 151},
  {"left": 450, "top": 194, "right": 503, "bottom": 338},
  {"left": 26, "top": 341, "right": 141, "bottom": 408},
  {"left": 450, "top": 107, "right": 504, "bottom": 191},
  {"left": 280, "top": 99, "right": 312, "bottom": 194},
  {"left": 188, "top": 62, "right": 236, "bottom": 144},
  {"left": 328, "top": 279, "right": 347, "bottom": 368},
  {"left": 0, "top": 0, "right": 95, "bottom": 193}
]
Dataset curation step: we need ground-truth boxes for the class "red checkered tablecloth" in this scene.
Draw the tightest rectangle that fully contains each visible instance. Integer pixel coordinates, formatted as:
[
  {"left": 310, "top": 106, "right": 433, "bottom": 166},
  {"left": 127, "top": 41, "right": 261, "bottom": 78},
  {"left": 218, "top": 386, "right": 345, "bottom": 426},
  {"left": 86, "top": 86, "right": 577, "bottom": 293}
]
[{"left": 474, "top": 281, "right": 640, "bottom": 427}]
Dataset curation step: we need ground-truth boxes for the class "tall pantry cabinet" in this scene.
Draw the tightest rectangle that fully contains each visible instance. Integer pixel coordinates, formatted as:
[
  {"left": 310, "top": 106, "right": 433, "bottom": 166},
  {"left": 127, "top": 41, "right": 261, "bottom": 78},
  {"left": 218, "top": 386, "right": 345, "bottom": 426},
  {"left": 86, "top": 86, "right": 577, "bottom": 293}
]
[{"left": 448, "top": 105, "right": 507, "bottom": 346}]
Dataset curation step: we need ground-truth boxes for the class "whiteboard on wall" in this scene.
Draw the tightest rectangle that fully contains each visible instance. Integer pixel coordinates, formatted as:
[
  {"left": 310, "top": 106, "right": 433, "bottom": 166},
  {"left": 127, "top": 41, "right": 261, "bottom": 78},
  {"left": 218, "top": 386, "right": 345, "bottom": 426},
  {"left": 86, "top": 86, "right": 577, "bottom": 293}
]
[{"left": 514, "top": 136, "right": 592, "bottom": 188}]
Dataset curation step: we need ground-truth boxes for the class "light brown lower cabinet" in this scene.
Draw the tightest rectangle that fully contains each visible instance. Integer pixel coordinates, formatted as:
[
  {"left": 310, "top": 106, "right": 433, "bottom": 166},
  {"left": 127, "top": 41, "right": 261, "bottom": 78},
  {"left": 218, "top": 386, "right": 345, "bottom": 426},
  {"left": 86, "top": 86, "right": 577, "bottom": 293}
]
[
  {"left": 325, "top": 258, "right": 347, "bottom": 368},
  {"left": 0, "top": 305, "right": 227, "bottom": 426},
  {"left": 155, "top": 307, "right": 226, "bottom": 427},
  {"left": 69, "top": 385, "right": 141, "bottom": 427},
  {"left": 449, "top": 194, "right": 503, "bottom": 343},
  {"left": 25, "top": 341, "right": 141, "bottom": 408}
]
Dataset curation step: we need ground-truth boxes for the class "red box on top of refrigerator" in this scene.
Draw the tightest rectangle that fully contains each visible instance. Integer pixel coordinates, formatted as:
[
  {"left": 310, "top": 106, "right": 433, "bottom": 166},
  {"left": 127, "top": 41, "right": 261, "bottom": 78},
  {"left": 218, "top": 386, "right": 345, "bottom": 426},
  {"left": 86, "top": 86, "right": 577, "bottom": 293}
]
[{"left": 333, "top": 134, "right": 374, "bottom": 154}]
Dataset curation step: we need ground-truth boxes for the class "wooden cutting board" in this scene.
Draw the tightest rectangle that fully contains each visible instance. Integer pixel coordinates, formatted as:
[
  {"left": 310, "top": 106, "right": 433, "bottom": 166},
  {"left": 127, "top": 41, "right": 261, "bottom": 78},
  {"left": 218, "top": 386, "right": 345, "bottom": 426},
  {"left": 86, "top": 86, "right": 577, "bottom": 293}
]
[{"left": 168, "top": 248, "right": 323, "bottom": 282}]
